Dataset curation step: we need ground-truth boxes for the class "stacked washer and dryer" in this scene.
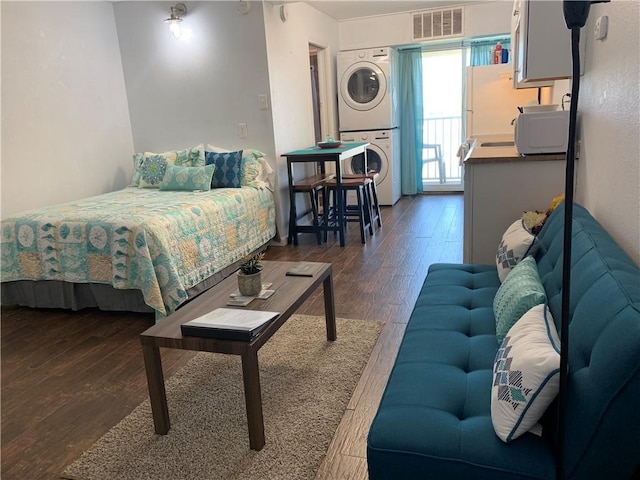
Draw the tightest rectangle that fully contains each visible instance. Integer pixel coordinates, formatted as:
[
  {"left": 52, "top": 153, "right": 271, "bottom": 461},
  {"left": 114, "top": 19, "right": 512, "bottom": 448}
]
[{"left": 337, "top": 47, "right": 401, "bottom": 205}]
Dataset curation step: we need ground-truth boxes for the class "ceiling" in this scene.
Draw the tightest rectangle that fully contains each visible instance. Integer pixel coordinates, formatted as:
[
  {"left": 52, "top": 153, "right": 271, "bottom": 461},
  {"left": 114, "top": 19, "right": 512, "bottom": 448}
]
[{"left": 302, "top": 1, "right": 474, "bottom": 21}]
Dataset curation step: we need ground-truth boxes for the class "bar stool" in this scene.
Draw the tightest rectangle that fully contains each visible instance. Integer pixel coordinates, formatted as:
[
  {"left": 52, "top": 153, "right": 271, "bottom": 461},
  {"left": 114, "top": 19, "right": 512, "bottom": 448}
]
[
  {"left": 324, "top": 176, "right": 373, "bottom": 244},
  {"left": 288, "top": 173, "right": 333, "bottom": 245},
  {"left": 342, "top": 172, "right": 382, "bottom": 229}
]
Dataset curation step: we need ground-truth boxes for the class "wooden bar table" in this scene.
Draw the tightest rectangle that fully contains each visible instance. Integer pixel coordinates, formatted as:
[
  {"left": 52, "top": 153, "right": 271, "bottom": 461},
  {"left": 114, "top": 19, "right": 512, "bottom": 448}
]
[{"left": 282, "top": 142, "right": 368, "bottom": 247}]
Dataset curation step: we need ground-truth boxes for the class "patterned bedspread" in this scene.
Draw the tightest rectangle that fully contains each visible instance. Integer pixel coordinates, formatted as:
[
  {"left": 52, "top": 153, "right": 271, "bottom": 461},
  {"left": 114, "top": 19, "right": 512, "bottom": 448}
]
[{"left": 1, "top": 187, "right": 276, "bottom": 317}]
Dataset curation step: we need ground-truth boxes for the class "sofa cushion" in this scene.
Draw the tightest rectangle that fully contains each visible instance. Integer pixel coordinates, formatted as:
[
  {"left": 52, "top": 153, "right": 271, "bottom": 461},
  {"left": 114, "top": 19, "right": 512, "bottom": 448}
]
[
  {"left": 493, "top": 256, "right": 547, "bottom": 344},
  {"left": 492, "top": 304, "right": 560, "bottom": 443}
]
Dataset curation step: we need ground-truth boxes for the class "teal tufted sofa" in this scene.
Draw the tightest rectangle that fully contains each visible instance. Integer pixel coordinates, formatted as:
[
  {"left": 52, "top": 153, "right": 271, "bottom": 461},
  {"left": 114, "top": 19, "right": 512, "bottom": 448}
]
[{"left": 367, "top": 203, "right": 640, "bottom": 479}]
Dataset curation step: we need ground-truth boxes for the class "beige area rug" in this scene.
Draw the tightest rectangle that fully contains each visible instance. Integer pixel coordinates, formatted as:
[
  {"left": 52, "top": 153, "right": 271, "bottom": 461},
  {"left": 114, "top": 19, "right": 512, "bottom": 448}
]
[{"left": 61, "top": 315, "right": 382, "bottom": 480}]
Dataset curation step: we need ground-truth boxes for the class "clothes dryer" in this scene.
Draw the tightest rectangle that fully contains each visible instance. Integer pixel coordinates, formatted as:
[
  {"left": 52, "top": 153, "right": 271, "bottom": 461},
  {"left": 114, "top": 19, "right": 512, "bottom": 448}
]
[
  {"left": 340, "top": 129, "right": 400, "bottom": 206},
  {"left": 337, "top": 47, "right": 398, "bottom": 132}
]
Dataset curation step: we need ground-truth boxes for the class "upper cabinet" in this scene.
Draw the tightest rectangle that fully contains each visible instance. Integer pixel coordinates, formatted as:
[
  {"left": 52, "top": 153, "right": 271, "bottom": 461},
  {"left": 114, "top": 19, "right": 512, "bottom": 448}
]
[{"left": 511, "top": 0, "right": 584, "bottom": 88}]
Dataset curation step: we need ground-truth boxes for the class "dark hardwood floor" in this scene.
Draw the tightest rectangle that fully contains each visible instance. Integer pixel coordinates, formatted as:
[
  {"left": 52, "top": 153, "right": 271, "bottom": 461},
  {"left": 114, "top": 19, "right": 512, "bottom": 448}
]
[{"left": 1, "top": 193, "right": 463, "bottom": 480}]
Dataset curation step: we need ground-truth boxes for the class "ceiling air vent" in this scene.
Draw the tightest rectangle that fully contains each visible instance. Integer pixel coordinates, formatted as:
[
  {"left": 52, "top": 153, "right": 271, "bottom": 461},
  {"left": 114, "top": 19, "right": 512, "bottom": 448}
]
[{"left": 412, "top": 7, "right": 464, "bottom": 41}]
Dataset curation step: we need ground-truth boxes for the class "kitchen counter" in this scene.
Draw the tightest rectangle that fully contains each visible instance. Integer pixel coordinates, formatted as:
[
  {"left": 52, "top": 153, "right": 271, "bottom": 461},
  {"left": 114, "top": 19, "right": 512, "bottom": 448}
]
[
  {"left": 464, "top": 134, "right": 565, "bottom": 164},
  {"left": 463, "top": 134, "right": 569, "bottom": 264}
]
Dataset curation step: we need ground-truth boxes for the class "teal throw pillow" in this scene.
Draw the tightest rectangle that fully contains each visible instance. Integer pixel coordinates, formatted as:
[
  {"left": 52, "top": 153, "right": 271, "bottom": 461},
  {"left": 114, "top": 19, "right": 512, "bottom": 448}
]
[
  {"left": 206, "top": 150, "right": 243, "bottom": 188},
  {"left": 159, "top": 164, "right": 215, "bottom": 191},
  {"left": 493, "top": 256, "right": 547, "bottom": 344}
]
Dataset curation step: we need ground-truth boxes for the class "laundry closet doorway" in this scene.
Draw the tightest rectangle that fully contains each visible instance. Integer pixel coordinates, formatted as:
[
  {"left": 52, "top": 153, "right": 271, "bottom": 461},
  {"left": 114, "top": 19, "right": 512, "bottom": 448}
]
[{"left": 309, "top": 44, "right": 330, "bottom": 143}]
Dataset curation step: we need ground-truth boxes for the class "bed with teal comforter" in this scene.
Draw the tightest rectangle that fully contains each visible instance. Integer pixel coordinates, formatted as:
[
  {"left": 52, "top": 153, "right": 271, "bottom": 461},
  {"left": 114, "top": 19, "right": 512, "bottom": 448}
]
[{"left": 1, "top": 186, "right": 276, "bottom": 318}]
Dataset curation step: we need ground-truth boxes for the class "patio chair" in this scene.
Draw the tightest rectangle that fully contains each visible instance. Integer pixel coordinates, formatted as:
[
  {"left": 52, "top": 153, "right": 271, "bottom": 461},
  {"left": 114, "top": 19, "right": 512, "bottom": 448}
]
[{"left": 422, "top": 144, "right": 446, "bottom": 184}]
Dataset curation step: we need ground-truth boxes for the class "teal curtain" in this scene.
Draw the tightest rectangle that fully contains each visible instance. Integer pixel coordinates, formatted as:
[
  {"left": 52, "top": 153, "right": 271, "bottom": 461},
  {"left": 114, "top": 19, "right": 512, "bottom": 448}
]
[
  {"left": 470, "top": 38, "right": 511, "bottom": 66},
  {"left": 398, "top": 49, "right": 424, "bottom": 195}
]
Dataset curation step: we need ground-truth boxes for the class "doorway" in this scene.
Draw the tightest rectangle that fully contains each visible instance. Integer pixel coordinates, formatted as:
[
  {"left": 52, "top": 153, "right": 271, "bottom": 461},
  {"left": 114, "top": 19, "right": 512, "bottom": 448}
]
[
  {"left": 309, "top": 44, "right": 330, "bottom": 144},
  {"left": 421, "top": 49, "right": 464, "bottom": 192},
  {"left": 309, "top": 47, "right": 322, "bottom": 143}
]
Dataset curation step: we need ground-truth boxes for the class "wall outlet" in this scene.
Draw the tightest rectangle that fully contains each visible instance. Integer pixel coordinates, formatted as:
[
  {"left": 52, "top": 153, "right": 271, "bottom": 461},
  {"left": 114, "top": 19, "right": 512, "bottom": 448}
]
[
  {"left": 594, "top": 16, "right": 608, "bottom": 41},
  {"left": 258, "top": 94, "right": 269, "bottom": 110},
  {"left": 237, "top": 123, "right": 248, "bottom": 138}
]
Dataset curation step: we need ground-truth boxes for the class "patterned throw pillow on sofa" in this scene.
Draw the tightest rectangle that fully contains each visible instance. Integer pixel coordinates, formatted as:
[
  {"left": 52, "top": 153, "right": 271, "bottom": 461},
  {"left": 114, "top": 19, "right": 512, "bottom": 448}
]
[
  {"left": 496, "top": 219, "right": 540, "bottom": 282},
  {"left": 493, "top": 256, "right": 547, "bottom": 344},
  {"left": 491, "top": 303, "right": 560, "bottom": 443}
]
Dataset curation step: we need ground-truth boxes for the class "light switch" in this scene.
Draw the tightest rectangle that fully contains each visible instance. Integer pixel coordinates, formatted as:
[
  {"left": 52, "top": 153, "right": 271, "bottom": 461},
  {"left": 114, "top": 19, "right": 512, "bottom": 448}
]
[
  {"left": 237, "top": 123, "right": 248, "bottom": 138},
  {"left": 258, "top": 94, "right": 269, "bottom": 110}
]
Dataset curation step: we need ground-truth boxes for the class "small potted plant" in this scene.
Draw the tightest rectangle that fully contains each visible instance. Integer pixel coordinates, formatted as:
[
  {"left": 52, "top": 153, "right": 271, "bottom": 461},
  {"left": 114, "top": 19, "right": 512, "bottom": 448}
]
[{"left": 237, "top": 251, "right": 265, "bottom": 296}]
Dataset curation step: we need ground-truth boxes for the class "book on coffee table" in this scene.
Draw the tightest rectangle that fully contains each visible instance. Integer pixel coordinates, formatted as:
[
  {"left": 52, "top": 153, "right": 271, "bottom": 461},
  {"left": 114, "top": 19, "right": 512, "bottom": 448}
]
[
  {"left": 180, "top": 308, "right": 280, "bottom": 341},
  {"left": 285, "top": 262, "right": 324, "bottom": 277}
]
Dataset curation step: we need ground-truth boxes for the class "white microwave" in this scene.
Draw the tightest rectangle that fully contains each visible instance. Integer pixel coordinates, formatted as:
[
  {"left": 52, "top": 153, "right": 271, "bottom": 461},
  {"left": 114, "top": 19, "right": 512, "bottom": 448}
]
[{"left": 514, "top": 111, "right": 570, "bottom": 154}]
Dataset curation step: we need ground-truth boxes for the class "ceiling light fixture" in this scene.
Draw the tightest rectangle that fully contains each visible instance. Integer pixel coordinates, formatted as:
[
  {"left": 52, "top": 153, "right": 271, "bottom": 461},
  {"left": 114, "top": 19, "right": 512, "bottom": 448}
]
[{"left": 164, "top": 3, "right": 187, "bottom": 39}]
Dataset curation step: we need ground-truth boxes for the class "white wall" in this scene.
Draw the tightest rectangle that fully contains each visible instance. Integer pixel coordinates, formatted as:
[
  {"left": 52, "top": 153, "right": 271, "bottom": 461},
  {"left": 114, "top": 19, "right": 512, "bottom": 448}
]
[
  {"left": 112, "top": 1, "right": 285, "bottom": 240},
  {"left": 1, "top": 1, "right": 134, "bottom": 219},
  {"left": 112, "top": 1, "right": 275, "bottom": 154},
  {"left": 575, "top": 0, "right": 639, "bottom": 264},
  {"left": 339, "top": 1, "right": 512, "bottom": 50},
  {"left": 263, "top": 1, "right": 341, "bottom": 241}
]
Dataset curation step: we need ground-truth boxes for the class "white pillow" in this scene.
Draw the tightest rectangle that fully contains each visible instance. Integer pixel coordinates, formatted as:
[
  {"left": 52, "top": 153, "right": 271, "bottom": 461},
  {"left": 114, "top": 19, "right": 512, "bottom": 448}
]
[
  {"left": 496, "top": 219, "right": 539, "bottom": 283},
  {"left": 205, "top": 144, "right": 231, "bottom": 153},
  {"left": 491, "top": 304, "right": 560, "bottom": 443}
]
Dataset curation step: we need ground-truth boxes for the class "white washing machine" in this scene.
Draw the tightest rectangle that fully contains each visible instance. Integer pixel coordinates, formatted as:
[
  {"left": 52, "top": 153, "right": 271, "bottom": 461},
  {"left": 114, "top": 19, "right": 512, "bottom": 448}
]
[
  {"left": 337, "top": 47, "right": 398, "bottom": 132},
  {"left": 340, "top": 129, "right": 400, "bottom": 206}
]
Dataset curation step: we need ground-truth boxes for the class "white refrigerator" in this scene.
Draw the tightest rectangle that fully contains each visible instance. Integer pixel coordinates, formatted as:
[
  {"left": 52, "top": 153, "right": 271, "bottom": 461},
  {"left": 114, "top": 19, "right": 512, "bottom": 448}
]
[{"left": 466, "top": 64, "right": 540, "bottom": 137}]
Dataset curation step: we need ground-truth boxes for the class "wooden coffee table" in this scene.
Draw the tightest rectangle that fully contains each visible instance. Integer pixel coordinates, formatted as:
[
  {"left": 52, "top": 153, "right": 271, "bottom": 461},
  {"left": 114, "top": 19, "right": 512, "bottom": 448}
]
[{"left": 139, "top": 260, "right": 336, "bottom": 451}]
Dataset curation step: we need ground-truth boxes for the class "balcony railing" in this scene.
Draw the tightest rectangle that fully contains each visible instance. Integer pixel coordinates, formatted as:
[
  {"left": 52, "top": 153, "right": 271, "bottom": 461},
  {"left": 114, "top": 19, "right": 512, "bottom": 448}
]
[{"left": 422, "top": 115, "right": 463, "bottom": 188}]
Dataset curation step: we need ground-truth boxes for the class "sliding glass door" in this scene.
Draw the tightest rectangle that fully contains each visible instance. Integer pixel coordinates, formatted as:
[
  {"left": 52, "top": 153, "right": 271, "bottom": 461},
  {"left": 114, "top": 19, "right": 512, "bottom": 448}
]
[{"left": 421, "top": 49, "right": 464, "bottom": 192}]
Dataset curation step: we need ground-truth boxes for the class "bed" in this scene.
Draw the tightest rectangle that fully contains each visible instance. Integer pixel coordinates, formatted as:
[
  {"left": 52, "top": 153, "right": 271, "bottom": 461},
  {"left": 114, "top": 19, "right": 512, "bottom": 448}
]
[{"left": 1, "top": 147, "right": 277, "bottom": 319}]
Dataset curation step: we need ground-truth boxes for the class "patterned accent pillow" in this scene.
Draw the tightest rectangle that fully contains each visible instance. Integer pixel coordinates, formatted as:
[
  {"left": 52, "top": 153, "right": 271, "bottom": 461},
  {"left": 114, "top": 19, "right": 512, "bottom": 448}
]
[
  {"left": 242, "top": 149, "right": 273, "bottom": 189},
  {"left": 175, "top": 145, "right": 206, "bottom": 167},
  {"left": 205, "top": 150, "right": 244, "bottom": 188},
  {"left": 189, "top": 144, "right": 206, "bottom": 165},
  {"left": 134, "top": 145, "right": 205, "bottom": 188},
  {"left": 139, "top": 155, "right": 168, "bottom": 188},
  {"left": 130, "top": 152, "right": 145, "bottom": 186},
  {"left": 491, "top": 304, "right": 560, "bottom": 443},
  {"left": 493, "top": 256, "right": 547, "bottom": 344},
  {"left": 496, "top": 219, "right": 539, "bottom": 283},
  {"left": 159, "top": 164, "right": 215, "bottom": 191}
]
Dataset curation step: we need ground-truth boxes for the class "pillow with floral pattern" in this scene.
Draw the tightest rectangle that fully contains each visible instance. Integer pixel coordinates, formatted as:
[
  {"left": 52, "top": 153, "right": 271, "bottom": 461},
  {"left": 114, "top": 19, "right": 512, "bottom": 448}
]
[{"left": 134, "top": 145, "right": 205, "bottom": 188}]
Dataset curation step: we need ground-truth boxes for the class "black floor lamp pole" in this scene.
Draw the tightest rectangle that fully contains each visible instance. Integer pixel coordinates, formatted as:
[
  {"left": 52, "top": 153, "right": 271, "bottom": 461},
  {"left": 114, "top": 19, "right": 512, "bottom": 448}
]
[{"left": 556, "top": 24, "right": 582, "bottom": 480}]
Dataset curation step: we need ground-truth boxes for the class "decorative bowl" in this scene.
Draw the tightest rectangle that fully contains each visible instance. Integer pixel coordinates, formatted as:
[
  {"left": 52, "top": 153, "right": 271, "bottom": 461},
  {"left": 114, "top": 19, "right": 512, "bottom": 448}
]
[{"left": 317, "top": 141, "right": 342, "bottom": 149}]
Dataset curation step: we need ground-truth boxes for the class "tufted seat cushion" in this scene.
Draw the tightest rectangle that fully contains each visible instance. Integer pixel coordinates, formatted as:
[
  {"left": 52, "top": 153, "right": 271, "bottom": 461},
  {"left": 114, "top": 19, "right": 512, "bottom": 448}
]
[{"left": 368, "top": 264, "right": 556, "bottom": 480}]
